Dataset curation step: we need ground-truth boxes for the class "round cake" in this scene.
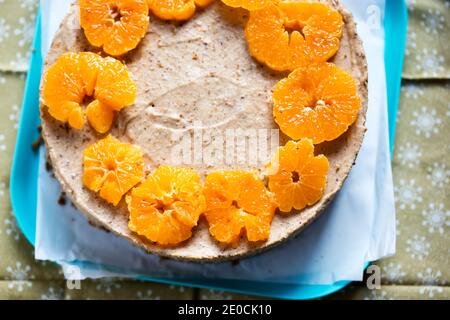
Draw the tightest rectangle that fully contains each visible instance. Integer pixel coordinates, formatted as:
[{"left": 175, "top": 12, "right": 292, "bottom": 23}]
[{"left": 40, "top": 0, "right": 368, "bottom": 261}]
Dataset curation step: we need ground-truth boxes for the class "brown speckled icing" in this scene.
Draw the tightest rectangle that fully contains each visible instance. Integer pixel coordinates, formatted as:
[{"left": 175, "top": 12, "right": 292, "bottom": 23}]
[{"left": 40, "top": 0, "right": 368, "bottom": 262}]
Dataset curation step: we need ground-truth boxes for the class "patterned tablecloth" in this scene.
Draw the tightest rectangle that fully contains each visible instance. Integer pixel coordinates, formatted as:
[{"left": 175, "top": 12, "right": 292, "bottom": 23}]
[{"left": 0, "top": 0, "right": 448, "bottom": 300}]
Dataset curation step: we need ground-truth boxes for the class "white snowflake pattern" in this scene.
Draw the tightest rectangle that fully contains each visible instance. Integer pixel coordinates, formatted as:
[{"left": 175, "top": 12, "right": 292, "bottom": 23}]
[
  {"left": 401, "top": 83, "right": 424, "bottom": 100},
  {"left": 363, "top": 289, "right": 392, "bottom": 300},
  {"left": 396, "top": 142, "right": 422, "bottom": 168},
  {"left": 420, "top": 9, "right": 445, "bottom": 35},
  {"left": 410, "top": 106, "right": 442, "bottom": 138},
  {"left": 14, "top": 16, "right": 35, "bottom": 48},
  {"left": 394, "top": 179, "right": 423, "bottom": 210},
  {"left": 382, "top": 263, "right": 406, "bottom": 283},
  {"left": 136, "top": 289, "right": 161, "bottom": 300},
  {"left": 4, "top": 212, "right": 21, "bottom": 241},
  {"left": 200, "top": 290, "right": 233, "bottom": 300},
  {"left": 426, "top": 163, "right": 449, "bottom": 188},
  {"left": 396, "top": 218, "right": 401, "bottom": 236},
  {"left": 169, "top": 284, "right": 187, "bottom": 293},
  {"left": 406, "top": 235, "right": 431, "bottom": 261},
  {"left": 405, "top": 31, "right": 416, "bottom": 57},
  {"left": 95, "top": 278, "right": 121, "bottom": 294},
  {"left": 6, "top": 262, "right": 35, "bottom": 291},
  {"left": 415, "top": 48, "right": 445, "bottom": 76},
  {"left": 405, "top": 0, "right": 416, "bottom": 11},
  {"left": 422, "top": 203, "right": 449, "bottom": 235},
  {"left": 19, "top": 0, "right": 38, "bottom": 11},
  {"left": 9, "top": 104, "right": 21, "bottom": 130},
  {"left": 419, "top": 286, "right": 444, "bottom": 298},
  {"left": 418, "top": 267, "right": 443, "bottom": 285},
  {"left": 0, "top": 181, "right": 5, "bottom": 197},
  {"left": 7, "top": 281, "right": 32, "bottom": 292},
  {"left": 0, "top": 134, "right": 6, "bottom": 152},
  {"left": 0, "top": 18, "right": 11, "bottom": 43},
  {"left": 41, "top": 287, "right": 65, "bottom": 300},
  {"left": 417, "top": 268, "right": 444, "bottom": 298},
  {"left": 9, "top": 50, "right": 32, "bottom": 71}
]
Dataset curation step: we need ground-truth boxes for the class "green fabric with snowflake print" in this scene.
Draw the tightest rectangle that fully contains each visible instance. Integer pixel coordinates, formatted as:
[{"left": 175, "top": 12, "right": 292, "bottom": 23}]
[{"left": 0, "top": 0, "right": 449, "bottom": 300}]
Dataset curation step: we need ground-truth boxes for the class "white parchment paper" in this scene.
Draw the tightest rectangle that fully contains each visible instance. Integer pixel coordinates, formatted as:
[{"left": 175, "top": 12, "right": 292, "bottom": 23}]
[{"left": 36, "top": 0, "right": 395, "bottom": 285}]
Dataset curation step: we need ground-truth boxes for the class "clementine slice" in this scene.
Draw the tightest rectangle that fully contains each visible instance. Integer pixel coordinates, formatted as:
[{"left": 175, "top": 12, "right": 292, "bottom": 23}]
[
  {"left": 268, "top": 139, "right": 328, "bottom": 212},
  {"left": 127, "top": 166, "right": 206, "bottom": 245},
  {"left": 203, "top": 171, "right": 276, "bottom": 246},
  {"left": 83, "top": 135, "right": 145, "bottom": 206},
  {"left": 149, "top": 0, "right": 213, "bottom": 21},
  {"left": 79, "top": 0, "right": 149, "bottom": 56},
  {"left": 221, "top": 0, "right": 275, "bottom": 11},
  {"left": 86, "top": 100, "right": 115, "bottom": 134},
  {"left": 95, "top": 57, "right": 137, "bottom": 111},
  {"left": 245, "top": 2, "right": 343, "bottom": 71},
  {"left": 273, "top": 63, "right": 361, "bottom": 144},
  {"left": 42, "top": 52, "right": 136, "bottom": 133},
  {"left": 78, "top": 52, "right": 104, "bottom": 96},
  {"left": 42, "top": 53, "right": 85, "bottom": 122},
  {"left": 68, "top": 104, "right": 85, "bottom": 129},
  {"left": 194, "top": 0, "right": 215, "bottom": 7}
]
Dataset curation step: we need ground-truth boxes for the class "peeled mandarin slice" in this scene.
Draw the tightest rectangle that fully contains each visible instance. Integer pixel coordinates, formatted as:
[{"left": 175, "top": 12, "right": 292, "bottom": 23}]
[
  {"left": 68, "top": 105, "right": 85, "bottom": 129},
  {"left": 245, "top": 5, "right": 291, "bottom": 71},
  {"left": 95, "top": 57, "right": 137, "bottom": 111},
  {"left": 127, "top": 165, "right": 205, "bottom": 245},
  {"left": 42, "top": 52, "right": 136, "bottom": 133},
  {"left": 203, "top": 171, "right": 276, "bottom": 246},
  {"left": 42, "top": 53, "right": 84, "bottom": 122},
  {"left": 268, "top": 139, "right": 329, "bottom": 212},
  {"left": 78, "top": 52, "right": 104, "bottom": 96},
  {"left": 194, "top": 0, "right": 215, "bottom": 7},
  {"left": 79, "top": 0, "right": 149, "bottom": 56},
  {"left": 83, "top": 135, "right": 145, "bottom": 206},
  {"left": 273, "top": 63, "right": 361, "bottom": 144},
  {"left": 280, "top": 1, "right": 343, "bottom": 62},
  {"left": 221, "top": 0, "right": 276, "bottom": 11},
  {"left": 148, "top": 0, "right": 214, "bottom": 21},
  {"left": 245, "top": 2, "right": 343, "bottom": 71},
  {"left": 86, "top": 100, "right": 115, "bottom": 134},
  {"left": 149, "top": 0, "right": 197, "bottom": 20}
]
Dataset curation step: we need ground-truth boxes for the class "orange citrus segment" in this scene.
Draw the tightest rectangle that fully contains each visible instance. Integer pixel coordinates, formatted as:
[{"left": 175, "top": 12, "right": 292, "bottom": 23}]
[
  {"left": 95, "top": 57, "right": 137, "bottom": 111},
  {"left": 245, "top": 2, "right": 343, "bottom": 71},
  {"left": 221, "top": 0, "right": 276, "bottom": 11},
  {"left": 149, "top": 0, "right": 196, "bottom": 20},
  {"left": 273, "top": 63, "right": 361, "bottom": 144},
  {"left": 268, "top": 139, "right": 329, "bottom": 212},
  {"left": 83, "top": 135, "right": 145, "bottom": 206},
  {"left": 203, "top": 171, "right": 276, "bottom": 246},
  {"left": 43, "top": 53, "right": 84, "bottom": 122},
  {"left": 245, "top": 5, "right": 291, "bottom": 71},
  {"left": 42, "top": 52, "right": 136, "bottom": 133},
  {"left": 68, "top": 105, "right": 85, "bottom": 129},
  {"left": 194, "top": 0, "right": 215, "bottom": 7},
  {"left": 149, "top": 0, "right": 214, "bottom": 21},
  {"left": 78, "top": 52, "right": 104, "bottom": 96},
  {"left": 86, "top": 100, "right": 115, "bottom": 134},
  {"left": 127, "top": 166, "right": 205, "bottom": 245},
  {"left": 79, "top": 0, "right": 149, "bottom": 56}
]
